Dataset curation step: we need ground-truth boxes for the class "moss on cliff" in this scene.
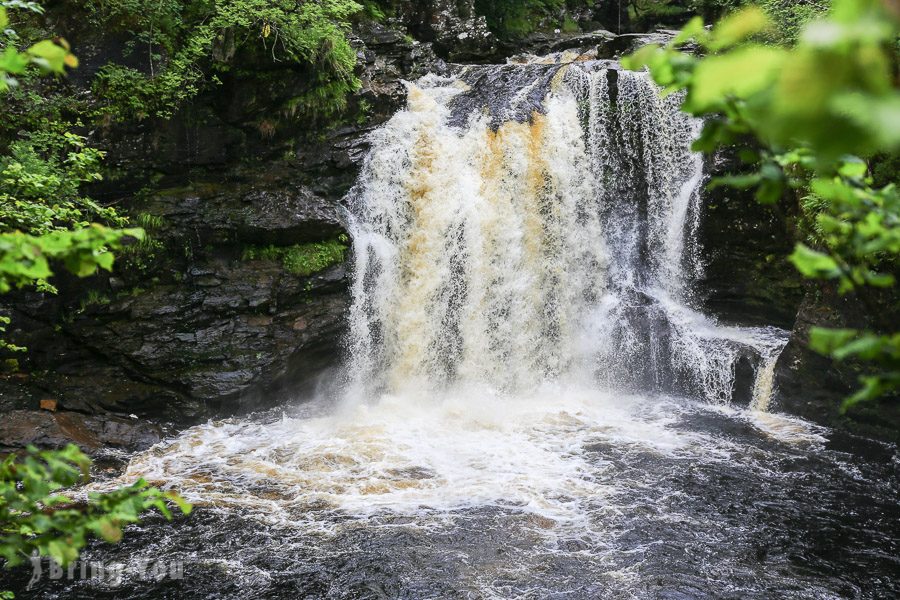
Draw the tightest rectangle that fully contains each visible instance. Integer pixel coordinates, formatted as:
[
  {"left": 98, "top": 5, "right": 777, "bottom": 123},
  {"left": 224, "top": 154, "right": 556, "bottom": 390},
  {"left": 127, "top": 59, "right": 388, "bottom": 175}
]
[{"left": 242, "top": 236, "right": 348, "bottom": 277}]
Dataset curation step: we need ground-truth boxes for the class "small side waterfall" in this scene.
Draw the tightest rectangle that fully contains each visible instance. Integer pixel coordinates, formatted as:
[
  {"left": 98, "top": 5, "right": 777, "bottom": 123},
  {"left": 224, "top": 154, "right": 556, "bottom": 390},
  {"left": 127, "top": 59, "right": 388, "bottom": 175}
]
[{"left": 346, "top": 63, "right": 788, "bottom": 407}]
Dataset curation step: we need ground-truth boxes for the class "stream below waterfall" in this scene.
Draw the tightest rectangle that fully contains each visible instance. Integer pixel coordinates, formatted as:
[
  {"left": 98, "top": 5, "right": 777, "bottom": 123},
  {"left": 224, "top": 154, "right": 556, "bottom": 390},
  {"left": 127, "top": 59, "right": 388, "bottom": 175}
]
[
  {"left": 7, "top": 60, "right": 899, "bottom": 599},
  {"left": 13, "top": 392, "right": 900, "bottom": 599}
]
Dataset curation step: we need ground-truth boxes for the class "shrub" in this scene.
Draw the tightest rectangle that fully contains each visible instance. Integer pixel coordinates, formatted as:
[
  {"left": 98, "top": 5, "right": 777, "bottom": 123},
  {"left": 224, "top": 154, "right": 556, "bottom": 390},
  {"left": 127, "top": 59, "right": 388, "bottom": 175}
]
[{"left": 83, "top": 0, "right": 364, "bottom": 121}]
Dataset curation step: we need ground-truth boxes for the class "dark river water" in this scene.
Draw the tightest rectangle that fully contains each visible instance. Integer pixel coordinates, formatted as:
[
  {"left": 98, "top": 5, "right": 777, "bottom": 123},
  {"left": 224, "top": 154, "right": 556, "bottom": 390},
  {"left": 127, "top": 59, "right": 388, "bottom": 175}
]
[{"left": 5, "top": 392, "right": 899, "bottom": 599}]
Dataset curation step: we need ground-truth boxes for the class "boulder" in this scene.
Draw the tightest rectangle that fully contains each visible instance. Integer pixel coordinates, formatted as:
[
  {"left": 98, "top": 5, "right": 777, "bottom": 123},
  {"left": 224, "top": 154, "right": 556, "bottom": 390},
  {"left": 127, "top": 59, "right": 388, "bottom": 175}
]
[
  {"left": 396, "top": 0, "right": 496, "bottom": 62},
  {"left": 0, "top": 410, "right": 162, "bottom": 453},
  {"left": 773, "top": 283, "right": 900, "bottom": 442}
]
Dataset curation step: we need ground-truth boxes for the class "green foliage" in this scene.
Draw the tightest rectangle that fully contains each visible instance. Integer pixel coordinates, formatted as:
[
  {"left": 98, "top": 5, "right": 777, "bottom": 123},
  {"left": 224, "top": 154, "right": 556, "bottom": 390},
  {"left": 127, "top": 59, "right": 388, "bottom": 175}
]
[
  {"left": 623, "top": 0, "right": 825, "bottom": 39},
  {"left": 0, "top": 444, "right": 191, "bottom": 568},
  {"left": 243, "top": 236, "right": 348, "bottom": 277},
  {"left": 134, "top": 212, "right": 164, "bottom": 231},
  {"left": 115, "top": 211, "right": 166, "bottom": 276},
  {"left": 753, "top": 0, "right": 829, "bottom": 43},
  {"left": 809, "top": 328, "right": 900, "bottom": 409},
  {"left": 0, "top": 3, "right": 136, "bottom": 296},
  {"left": 0, "top": 225, "right": 144, "bottom": 294},
  {"left": 626, "top": 0, "right": 697, "bottom": 29},
  {"left": 0, "top": 2, "right": 143, "bottom": 353},
  {"left": 475, "top": 0, "right": 568, "bottom": 39},
  {"left": 0, "top": 12, "right": 188, "bottom": 596},
  {"left": 474, "top": 0, "right": 826, "bottom": 42},
  {"left": 0, "top": 1, "right": 78, "bottom": 92},
  {"left": 789, "top": 174, "right": 899, "bottom": 294},
  {"left": 0, "top": 132, "right": 125, "bottom": 236},
  {"left": 626, "top": 3, "right": 898, "bottom": 165},
  {"left": 83, "top": 0, "right": 363, "bottom": 121},
  {"left": 361, "top": 0, "right": 388, "bottom": 21},
  {"left": 0, "top": 316, "right": 24, "bottom": 353},
  {"left": 623, "top": 0, "right": 900, "bottom": 409},
  {"left": 77, "top": 289, "right": 110, "bottom": 313}
]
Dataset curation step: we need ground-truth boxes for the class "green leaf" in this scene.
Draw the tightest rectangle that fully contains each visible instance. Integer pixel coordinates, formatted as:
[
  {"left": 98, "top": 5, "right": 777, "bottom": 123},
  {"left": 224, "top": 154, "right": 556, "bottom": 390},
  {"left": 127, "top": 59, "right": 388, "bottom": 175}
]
[
  {"left": 832, "top": 335, "right": 883, "bottom": 361},
  {"left": 47, "top": 539, "right": 78, "bottom": 566},
  {"left": 164, "top": 491, "right": 193, "bottom": 516},
  {"left": 840, "top": 374, "right": 900, "bottom": 412},
  {"left": 692, "top": 119, "right": 735, "bottom": 153},
  {"left": 96, "top": 518, "right": 123, "bottom": 543},
  {"left": 831, "top": 93, "right": 900, "bottom": 154},
  {"left": 755, "top": 176, "right": 784, "bottom": 204},
  {"left": 708, "top": 173, "right": 761, "bottom": 189},
  {"left": 865, "top": 272, "right": 895, "bottom": 287},
  {"left": 673, "top": 16, "right": 706, "bottom": 45},
  {"left": 26, "top": 40, "right": 75, "bottom": 74},
  {"left": 837, "top": 157, "right": 868, "bottom": 179},
  {"left": 0, "top": 47, "right": 30, "bottom": 75},
  {"left": 683, "top": 45, "right": 786, "bottom": 113},
  {"left": 788, "top": 243, "right": 842, "bottom": 279},
  {"left": 620, "top": 44, "right": 662, "bottom": 72},
  {"left": 708, "top": 7, "right": 772, "bottom": 51}
]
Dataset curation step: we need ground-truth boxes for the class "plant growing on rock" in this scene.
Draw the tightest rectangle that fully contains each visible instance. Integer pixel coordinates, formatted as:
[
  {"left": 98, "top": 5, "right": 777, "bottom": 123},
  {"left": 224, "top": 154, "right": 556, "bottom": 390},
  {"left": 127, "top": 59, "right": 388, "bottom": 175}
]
[
  {"left": 83, "top": 0, "right": 364, "bottom": 120},
  {"left": 623, "top": 0, "right": 900, "bottom": 409},
  {"left": 1, "top": 445, "right": 191, "bottom": 570},
  {"left": 0, "top": 6, "right": 189, "bottom": 596},
  {"left": 242, "top": 236, "right": 348, "bottom": 277}
]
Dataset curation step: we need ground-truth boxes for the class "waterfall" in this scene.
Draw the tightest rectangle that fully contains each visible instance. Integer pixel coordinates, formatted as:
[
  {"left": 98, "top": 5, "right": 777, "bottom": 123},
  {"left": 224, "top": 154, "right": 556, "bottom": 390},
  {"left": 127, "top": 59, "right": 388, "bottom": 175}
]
[
  {"left": 85, "top": 57, "right": 900, "bottom": 600},
  {"left": 345, "top": 63, "right": 788, "bottom": 407}
]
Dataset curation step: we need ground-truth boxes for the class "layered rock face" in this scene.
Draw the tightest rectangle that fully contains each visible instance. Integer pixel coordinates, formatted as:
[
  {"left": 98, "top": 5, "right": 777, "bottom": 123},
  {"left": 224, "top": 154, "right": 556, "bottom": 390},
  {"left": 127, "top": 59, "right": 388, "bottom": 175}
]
[
  {"left": 773, "top": 284, "right": 900, "bottom": 442},
  {"left": 0, "top": 19, "right": 447, "bottom": 435},
  {"left": 697, "top": 152, "right": 805, "bottom": 330}
]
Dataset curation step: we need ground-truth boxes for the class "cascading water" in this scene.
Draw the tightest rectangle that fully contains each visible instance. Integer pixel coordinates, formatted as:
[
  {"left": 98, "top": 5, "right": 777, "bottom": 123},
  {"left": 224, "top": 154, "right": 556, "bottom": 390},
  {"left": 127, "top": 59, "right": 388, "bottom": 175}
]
[
  {"left": 49, "top": 59, "right": 899, "bottom": 600},
  {"left": 345, "top": 63, "right": 788, "bottom": 407}
]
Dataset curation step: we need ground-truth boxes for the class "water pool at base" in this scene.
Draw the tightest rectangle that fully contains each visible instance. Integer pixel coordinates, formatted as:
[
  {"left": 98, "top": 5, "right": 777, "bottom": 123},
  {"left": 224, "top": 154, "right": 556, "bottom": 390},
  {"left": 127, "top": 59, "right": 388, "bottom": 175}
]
[{"left": 12, "top": 389, "right": 899, "bottom": 599}]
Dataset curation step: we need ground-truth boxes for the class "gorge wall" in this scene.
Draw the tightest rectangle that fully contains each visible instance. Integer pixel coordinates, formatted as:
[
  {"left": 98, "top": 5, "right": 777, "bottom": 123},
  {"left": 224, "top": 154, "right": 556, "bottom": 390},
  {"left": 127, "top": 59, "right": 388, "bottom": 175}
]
[{"left": 1, "top": 0, "right": 895, "bottom": 451}]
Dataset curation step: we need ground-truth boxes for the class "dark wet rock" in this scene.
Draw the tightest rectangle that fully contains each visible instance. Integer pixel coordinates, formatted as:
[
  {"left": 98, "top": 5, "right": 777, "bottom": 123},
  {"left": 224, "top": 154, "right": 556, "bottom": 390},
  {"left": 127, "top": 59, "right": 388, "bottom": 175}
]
[
  {"left": 4, "top": 233, "right": 349, "bottom": 423},
  {"left": 74, "top": 19, "right": 445, "bottom": 195},
  {"left": 396, "top": 0, "right": 496, "bottom": 62},
  {"left": 773, "top": 283, "right": 900, "bottom": 442},
  {"left": 497, "top": 28, "right": 687, "bottom": 63},
  {"left": 141, "top": 176, "right": 344, "bottom": 247},
  {"left": 447, "top": 63, "right": 565, "bottom": 127},
  {"left": 0, "top": 409, "right": 162, "bottom": 453},
  {"left": 504, "top": 29, "right": 617, "bottom": 58},
  {"left": 696, "top": 150, "right": 804, "bottom": 329},
  {"left": 595, "top": 29, "right": 683, "bottom": 59}
]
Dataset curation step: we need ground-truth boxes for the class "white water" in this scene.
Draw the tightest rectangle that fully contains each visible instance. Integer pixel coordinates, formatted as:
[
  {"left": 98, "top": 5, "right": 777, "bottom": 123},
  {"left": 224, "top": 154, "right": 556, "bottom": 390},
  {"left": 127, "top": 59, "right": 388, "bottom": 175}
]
[{"left": 345, "top": 66, "right": 787, "bottom": 405}]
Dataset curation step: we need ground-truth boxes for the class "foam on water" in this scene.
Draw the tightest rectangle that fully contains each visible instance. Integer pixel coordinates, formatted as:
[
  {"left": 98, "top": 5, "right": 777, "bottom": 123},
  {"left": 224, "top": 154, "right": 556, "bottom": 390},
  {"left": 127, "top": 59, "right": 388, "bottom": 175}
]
[
  {"left": 120, "top": 384, "right": 829, "bottom": 539},
  {"left": 112, "top": 62, "right": 807, "bottom": 529}
]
